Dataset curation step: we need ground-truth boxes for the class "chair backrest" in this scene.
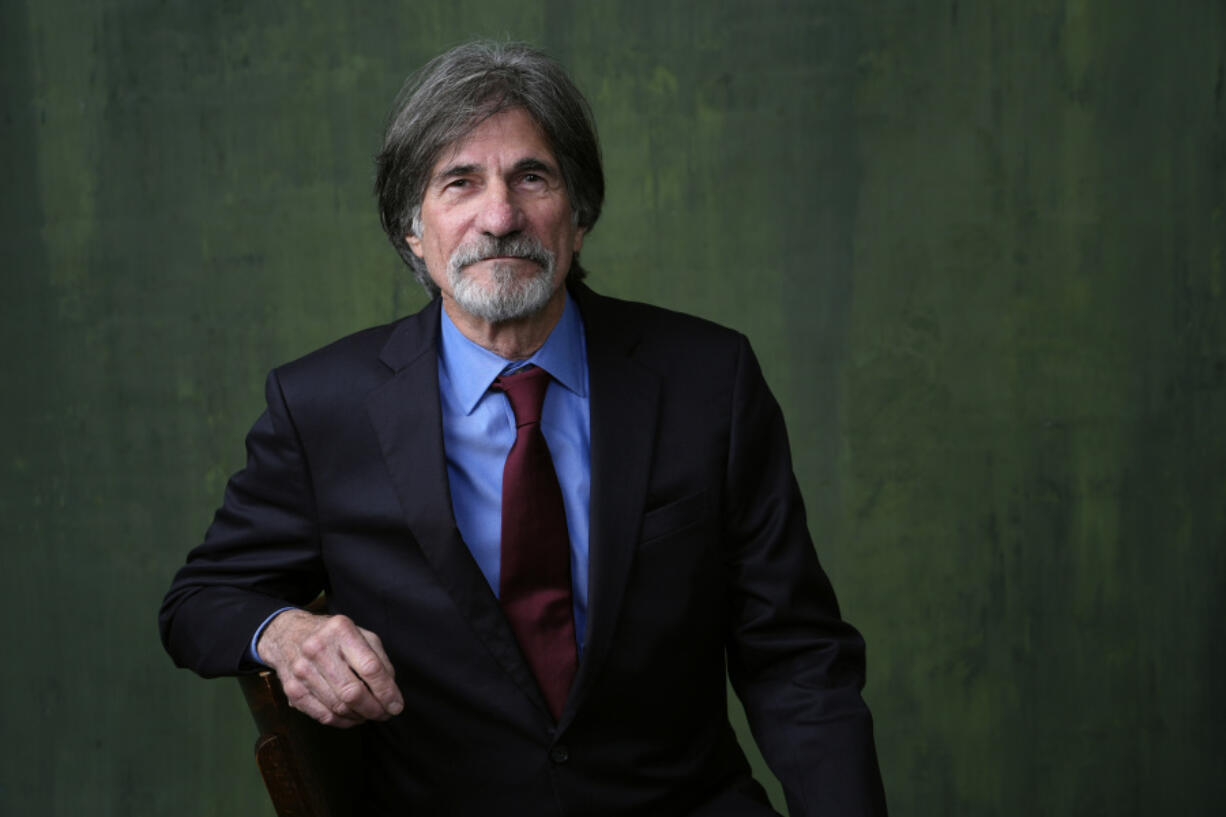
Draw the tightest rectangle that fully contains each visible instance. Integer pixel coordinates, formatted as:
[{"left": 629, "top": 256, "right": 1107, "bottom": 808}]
[{"left": 239, "top": 669, "right": 361, "bottom": 817}]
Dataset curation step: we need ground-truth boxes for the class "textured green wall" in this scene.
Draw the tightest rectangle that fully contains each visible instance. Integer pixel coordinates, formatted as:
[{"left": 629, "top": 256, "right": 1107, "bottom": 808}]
[{"left": 3, "top": 1, "right": 1223, "bottom": 814}]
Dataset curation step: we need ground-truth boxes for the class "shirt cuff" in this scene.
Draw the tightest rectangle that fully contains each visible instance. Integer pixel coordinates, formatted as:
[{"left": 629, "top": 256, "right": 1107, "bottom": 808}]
[{"left": 247, "top": 606, "right": 298, "bottom": 667}]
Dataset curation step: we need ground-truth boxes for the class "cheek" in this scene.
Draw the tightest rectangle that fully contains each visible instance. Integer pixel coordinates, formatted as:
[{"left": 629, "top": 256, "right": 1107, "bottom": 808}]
[{"left": 421, "top": 231, "right": 452, "bottom": 265}]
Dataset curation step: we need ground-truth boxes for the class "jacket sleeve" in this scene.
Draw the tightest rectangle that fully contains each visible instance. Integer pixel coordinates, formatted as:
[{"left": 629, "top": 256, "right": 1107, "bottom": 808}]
[
  {"left": 159, "top": 368, "right": 327, "bottom": 677},
  {"left": 722, "top": 335, "right": 888, "bottom": 816}
]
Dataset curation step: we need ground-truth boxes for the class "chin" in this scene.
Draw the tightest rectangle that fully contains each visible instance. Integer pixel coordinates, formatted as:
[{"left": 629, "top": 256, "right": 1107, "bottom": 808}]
[{"left": 451, "top": 267, "right": 560, "bottom": 324}]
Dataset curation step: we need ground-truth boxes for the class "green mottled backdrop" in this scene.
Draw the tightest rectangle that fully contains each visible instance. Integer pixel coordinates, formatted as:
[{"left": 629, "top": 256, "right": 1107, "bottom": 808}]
[{"left": 3, "top": 1, "right": 1223, "bottom": 814}]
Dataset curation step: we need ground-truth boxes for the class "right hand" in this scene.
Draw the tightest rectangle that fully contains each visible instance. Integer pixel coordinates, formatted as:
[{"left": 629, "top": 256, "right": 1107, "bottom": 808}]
[{"left": 257, "top": 609, "right": 404, "bottom": 728}]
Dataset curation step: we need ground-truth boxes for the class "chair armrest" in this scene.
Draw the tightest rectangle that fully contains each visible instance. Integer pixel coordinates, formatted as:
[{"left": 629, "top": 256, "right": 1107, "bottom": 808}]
[{"left": 239, "top": 666, "right": 361, "bottom": 816}]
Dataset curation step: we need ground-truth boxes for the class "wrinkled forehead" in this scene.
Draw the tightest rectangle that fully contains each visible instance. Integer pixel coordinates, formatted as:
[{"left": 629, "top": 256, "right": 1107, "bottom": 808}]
[{"left": 428, "top": 107, "right": 559, "bottom": 178}]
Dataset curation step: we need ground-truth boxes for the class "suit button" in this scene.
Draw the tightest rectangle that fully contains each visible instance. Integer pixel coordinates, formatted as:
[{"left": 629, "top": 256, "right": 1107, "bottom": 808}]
[{"left": 549, "top": 745, "right": 570, "bottom": 764}]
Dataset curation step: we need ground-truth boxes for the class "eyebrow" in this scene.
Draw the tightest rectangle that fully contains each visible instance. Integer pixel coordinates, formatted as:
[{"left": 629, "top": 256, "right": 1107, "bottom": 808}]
[
  {"left": 434, "top": 163, "right": 478, "bottom": 183},
  {"left": 513, "top": 157, "right": 553, "bottom": 174}
]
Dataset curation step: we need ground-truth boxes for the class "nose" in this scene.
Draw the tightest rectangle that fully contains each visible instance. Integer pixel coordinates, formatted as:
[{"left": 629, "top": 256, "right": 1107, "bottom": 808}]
[{"left": 475, "top": 182, "right": 523, "bottom": 237}]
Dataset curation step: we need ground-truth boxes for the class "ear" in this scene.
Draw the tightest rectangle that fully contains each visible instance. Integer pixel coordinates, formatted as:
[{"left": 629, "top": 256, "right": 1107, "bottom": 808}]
[
  {"left": 405, "top": 233, "right": 424, "bottom": 258},
  {"left": 572, "top": 227, "right": 586, "bottom": 253}
]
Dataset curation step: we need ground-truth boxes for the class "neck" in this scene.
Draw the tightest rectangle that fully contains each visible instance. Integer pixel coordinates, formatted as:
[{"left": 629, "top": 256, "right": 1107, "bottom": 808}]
[{"left": 440, "top": 287, "right": 567, "bottom": 360}]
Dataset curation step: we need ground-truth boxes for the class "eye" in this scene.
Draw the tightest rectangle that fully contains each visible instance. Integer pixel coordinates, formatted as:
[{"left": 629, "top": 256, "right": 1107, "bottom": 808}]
[{"left": 518, "top": 172, "right": 550, "bottom": 188}]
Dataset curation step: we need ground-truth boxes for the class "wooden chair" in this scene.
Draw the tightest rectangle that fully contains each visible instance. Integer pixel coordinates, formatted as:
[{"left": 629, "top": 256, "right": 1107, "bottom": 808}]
[
  {"left": 239, "top": 600, "right": 363, "bottom": 817},
  {"left": 239, "top": 669, "right": 361, "bottom": 817}
]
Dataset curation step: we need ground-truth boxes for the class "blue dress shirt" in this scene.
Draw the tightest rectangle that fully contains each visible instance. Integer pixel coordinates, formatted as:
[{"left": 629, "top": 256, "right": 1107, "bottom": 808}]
[{"left": 438, "top": 291, "right": 591, "bottom": 653}]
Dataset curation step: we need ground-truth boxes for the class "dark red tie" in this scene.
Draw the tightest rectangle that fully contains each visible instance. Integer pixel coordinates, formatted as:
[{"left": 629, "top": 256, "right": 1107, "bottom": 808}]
[{"left": 492, "top": 366, "right": 578, "bottom": 720}]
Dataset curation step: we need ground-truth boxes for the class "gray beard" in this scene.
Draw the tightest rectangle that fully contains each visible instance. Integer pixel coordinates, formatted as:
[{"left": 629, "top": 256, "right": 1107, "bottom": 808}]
[{"left": 447, "top": 234, "right": 558, "bottom": 323}]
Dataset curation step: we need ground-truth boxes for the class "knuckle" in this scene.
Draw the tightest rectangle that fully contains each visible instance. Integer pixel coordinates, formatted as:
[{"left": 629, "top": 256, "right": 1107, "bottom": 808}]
[
  {"left": 325, "top": 614, "right": 354, "bottom": 632},
  {"left": 338, "top": 682, "right": 365, "bottom": 705},
  {"left": 354, "top": 655, "right": 382, "bottom": 676},
  {"left": 283, "top": 686, "right": 312, "bottom": 711},
  {"left": 300, "top": 636, "right": 325, "bottom": 659}
]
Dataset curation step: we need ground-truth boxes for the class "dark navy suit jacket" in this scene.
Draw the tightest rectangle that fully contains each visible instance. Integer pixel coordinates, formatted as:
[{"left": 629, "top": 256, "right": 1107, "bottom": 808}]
[{"left": 160, "top": 283, "right": 886, "bottom": 816}]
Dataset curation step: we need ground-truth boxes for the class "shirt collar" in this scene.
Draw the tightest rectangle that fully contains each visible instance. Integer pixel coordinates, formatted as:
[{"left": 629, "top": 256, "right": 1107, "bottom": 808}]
[{"left": 438, "top": 289, "right": 588, "bottom": 416}]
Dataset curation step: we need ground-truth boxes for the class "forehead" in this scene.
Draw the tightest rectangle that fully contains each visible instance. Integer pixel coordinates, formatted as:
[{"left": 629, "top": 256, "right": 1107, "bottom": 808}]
[{"left": 432, "top": 108, "right": 558, "bottom": 172}]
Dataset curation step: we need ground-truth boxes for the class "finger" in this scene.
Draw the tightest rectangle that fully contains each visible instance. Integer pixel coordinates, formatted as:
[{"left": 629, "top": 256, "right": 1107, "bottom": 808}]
[
  {"left": 293, "top": 647, "right": 366, "bottom": 722},
  {"left": 359, "top": 627, "right": 396, "bottom": 679},
  {"left": 280, "top": 667, "right": 364, "bottom": 728},
  {"left": 303, "top": 621, "right": 390, "bottom": 722},
  {"left": 336, "top": 630, "right": 402, "bottom": 718},
  {"left": 331, "top": 665, "right": 389, "bottom": 722},
  {"left": 356, "top": 627, "right": 405, "bottom": 714},
  {"left": 293, "top": 620, "right": 386, "bottom": 723}
]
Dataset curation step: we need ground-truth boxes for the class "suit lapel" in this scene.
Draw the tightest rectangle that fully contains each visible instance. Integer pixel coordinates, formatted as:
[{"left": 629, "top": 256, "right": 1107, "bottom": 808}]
[
  {"left": 366, "top": 301, "right": 549, "bottom": 716},
  {"left": 562, "top": 285, "right": 661, "bottom": 724}
]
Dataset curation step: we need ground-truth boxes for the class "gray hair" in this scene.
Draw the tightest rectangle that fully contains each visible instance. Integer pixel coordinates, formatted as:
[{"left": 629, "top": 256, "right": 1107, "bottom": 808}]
[{"left": 375, "top": 41, "right": 604, "bottom": 296}]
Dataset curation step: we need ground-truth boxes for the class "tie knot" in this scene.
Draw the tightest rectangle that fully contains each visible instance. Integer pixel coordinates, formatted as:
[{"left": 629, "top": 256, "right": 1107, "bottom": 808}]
[{"left": 493, "top": 365, "right": 551, "bottom": 425}]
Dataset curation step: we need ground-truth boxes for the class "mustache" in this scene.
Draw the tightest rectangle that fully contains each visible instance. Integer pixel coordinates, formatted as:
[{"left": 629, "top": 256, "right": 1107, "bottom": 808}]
[{"left": 450, "top": 234, "right": 554, "bottom": 271}]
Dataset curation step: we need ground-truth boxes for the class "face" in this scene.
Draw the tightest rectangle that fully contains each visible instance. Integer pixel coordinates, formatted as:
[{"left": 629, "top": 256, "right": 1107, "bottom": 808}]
[{"left": 405, "top": 107, "right": 585, "bottom": 324}]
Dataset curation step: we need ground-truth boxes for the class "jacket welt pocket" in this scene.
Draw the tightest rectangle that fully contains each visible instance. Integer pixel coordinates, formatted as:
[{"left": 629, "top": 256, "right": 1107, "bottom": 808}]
[{"left": 639, "top": 490, "right": 711, "bottom": 545}]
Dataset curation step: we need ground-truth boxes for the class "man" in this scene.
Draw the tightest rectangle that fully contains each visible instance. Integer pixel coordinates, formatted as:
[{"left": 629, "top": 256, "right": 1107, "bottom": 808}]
[{"left": 161, "top": 41, "right": 886, "bottom": 816}]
